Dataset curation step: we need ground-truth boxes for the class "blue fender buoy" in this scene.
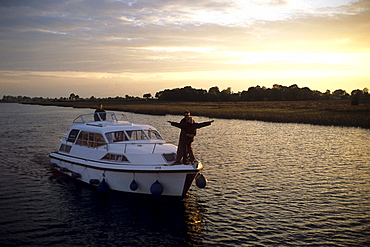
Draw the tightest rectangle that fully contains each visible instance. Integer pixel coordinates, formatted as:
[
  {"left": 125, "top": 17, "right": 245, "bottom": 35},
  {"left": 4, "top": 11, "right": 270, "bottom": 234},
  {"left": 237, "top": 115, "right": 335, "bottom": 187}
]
[
  {"left": 89, "top": 179, "right": 100, "bottom": 185},
  {"left": 130, "top": 179, "right": 139, "bottom": 191},
  {"left": 150, "top": 180, "right": 164, "bottom": 196},
  {"left": 71, "top": 172, "right": 81, "bottom": 179},
  {"left": 196, "top": 173, "right": 207, "bottom": 188},
  {"left": 97, "top": 178, "right": 110, "bottom": 193},
  {"left": 59, "top": 167, "right": 68, "bottom": 172}
]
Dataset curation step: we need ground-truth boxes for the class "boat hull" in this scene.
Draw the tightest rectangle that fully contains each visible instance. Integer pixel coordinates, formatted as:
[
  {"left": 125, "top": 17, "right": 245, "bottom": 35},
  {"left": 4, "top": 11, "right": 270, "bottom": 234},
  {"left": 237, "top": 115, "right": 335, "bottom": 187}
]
[{"left": 49, "top": 152, "right": 202, "bottom": 198}]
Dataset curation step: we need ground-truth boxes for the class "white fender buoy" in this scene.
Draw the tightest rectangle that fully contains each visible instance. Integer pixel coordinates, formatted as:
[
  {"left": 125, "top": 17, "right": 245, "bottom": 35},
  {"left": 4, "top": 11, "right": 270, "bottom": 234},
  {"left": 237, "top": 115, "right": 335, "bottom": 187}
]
[
  {"left": 150, "top": 180, "right": 164, "bottom": 196},
  {"left": 97, "top": 178, "right": 110, "bottom": 193},
  {"left": 196, "top": 173, "right": 207, "bottom": 188},
  {"left": 130, "top": 179, "right": 139, "bottom": 191}
]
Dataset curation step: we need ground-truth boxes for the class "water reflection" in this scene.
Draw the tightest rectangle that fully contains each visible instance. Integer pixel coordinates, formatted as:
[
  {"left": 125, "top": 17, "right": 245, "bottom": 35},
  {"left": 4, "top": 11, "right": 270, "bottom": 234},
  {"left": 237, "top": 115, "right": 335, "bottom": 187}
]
[
  {"left": 47, "top": 170, "right": 206, "bottom": 246},
  {"left": 0, "top": 103, "right": 369, "bottom": 246}
]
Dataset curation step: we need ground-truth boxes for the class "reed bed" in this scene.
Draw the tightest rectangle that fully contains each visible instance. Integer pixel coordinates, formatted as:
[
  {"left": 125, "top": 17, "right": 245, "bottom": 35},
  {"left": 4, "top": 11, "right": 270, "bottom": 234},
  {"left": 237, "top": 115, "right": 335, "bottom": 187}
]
[{"left": 24, "top": 100, "right": 370, "bottom": 129}]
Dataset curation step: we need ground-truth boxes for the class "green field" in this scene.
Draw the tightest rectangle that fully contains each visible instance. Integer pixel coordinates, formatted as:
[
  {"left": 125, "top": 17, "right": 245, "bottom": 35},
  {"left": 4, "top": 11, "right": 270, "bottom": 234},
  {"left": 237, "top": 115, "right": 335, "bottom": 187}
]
[{"left": 21, "top": 99, "right": 370, "bottom": 129}]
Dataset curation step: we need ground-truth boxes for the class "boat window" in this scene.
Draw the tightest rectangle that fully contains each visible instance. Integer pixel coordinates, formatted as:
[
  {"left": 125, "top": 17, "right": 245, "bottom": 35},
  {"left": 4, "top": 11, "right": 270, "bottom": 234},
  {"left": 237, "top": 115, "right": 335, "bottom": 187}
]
[
  {"left": 163, "top": 153, "right": 176, "bottom": 162},
  {"left": 76, "top": 132, "right": 87, "bottom": 146},
  {"left": 101, "top": 153, "right": 129, "bottom": 162},
  {"left": 59, "top": 144, "right": 72, "bottom": 153},
  {"left": 144, "top": 129, "right": 163, "bottom": 140},
  {"left": 126, "top": 130, "right": 148, "bottom": 141},
  {"left": 105, "top": 131, "right": 128, "bottom": 143},
  {"left": 75, "top": 131, "right": 106, "bottom": 148},
  {"left": 67, "top": 129, "right": 80, "bottom": 143}
]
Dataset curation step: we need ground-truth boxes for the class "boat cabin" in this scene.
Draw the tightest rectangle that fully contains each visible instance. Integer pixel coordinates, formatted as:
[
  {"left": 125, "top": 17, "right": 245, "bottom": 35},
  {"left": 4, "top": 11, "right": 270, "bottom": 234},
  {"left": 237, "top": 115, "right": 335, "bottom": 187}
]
[{"left": 57, "top": 112, "right": 176, "bottom": 164}]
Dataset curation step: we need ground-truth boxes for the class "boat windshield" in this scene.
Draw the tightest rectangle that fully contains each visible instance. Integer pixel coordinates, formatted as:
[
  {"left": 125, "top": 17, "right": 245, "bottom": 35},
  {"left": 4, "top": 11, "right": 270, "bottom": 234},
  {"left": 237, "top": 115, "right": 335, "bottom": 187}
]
[
  {"left": 106, "top": 129, "right": 163, "bottom": 142},
  {"left": 105, "top": 131, "right": 129, "bottom": 143},
  {"left": 73, "top": 112, "right": 128, "bottom": 123},
  {"left": 126, "top": 130, "right": 148, "bottom": 141},
  {"left": 144, "top": 129, "right": 163, "bottom": 140}
]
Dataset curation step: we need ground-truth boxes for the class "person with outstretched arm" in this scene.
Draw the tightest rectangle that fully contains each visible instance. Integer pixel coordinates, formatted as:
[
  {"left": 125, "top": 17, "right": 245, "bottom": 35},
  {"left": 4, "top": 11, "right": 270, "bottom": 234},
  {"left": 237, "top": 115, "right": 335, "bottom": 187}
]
[{"left": 168, "top": 112, "right": 213, "bottom": 164}]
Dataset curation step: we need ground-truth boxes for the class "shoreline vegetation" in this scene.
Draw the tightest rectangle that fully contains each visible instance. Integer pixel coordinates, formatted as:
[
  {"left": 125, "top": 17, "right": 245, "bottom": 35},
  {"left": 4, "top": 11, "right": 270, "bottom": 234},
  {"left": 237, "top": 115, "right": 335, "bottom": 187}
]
[{"left": 13, "top": 100, "right": 370, "bottom": 129}]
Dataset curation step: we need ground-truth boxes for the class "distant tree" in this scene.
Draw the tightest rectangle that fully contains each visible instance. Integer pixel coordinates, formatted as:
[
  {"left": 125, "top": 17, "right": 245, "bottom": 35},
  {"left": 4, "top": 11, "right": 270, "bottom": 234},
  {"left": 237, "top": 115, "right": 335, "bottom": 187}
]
[
  {"left": 143, "top": 93, "right": 152, "bottom": 99},
  {"left": 220, "top": 87, "right": 233, "bottom": 101},
  {"left": 246, "top": 86, "right": 266, "bottom": 101},
  {"left": 311, "top": 90, "right": 322, "bottom": 100},
  {"left": 222, "top": 87, "right": 232, "bottom": 94},
  {"left": 240, "top": 90, "right": 248, "bottom": 101},
  {"left": 68, "top": 93, "right": 80, "bottom": 100},
  {"left": 351, "top": 89, "right": 362, "bottom": 105},
  {"left": 285, "top": 84, "right": 299, "bottom": 100},
  {"left": 156, "top": 86, "right": 207, "bottom": 101},
  {"left": 267, "top": 87, "right": 284, "bottom": 101},
  {"left": 69, "top": 93, "right": 76, "bottom": 101},
  {"left": 333, "top": 89, "right": 348, "bottom": 99},
  {"left": 207, "top": 86, "right": 220, "bottom": 101},
  {"left": 208, "top": 86, "right": 220, "bottom": 94},
  {"left": 300, "top": 87, "right": 313, "bottom": 100},
  {"left": 154, "top": 84, "right": 358, "bottom": 102}
]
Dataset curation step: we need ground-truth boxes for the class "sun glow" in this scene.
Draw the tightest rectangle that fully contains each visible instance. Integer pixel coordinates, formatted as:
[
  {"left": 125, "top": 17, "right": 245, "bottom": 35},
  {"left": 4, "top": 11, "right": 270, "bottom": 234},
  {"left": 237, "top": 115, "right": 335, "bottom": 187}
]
[
  {"left": 0, "top": 0, "right": 369, "bottom": 97},
  {"left": 222, "top": 51, "right": 357, "bottom": 64},
  {"left": 140, "top": 46, "right": 215, "bottom": 53}
]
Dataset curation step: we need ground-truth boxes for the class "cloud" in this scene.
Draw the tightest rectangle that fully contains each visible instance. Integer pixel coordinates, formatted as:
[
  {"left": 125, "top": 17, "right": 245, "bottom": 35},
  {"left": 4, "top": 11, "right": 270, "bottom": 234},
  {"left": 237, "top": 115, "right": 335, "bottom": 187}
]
[
  {"left": 257, "top": 0, "right": 290, "bottom": 7},
  {"left": 261, "top": 4, "right": 370, "bottom": 53},
  {"left": 0, "top": 0, "right": 369, "bottom": 97}
]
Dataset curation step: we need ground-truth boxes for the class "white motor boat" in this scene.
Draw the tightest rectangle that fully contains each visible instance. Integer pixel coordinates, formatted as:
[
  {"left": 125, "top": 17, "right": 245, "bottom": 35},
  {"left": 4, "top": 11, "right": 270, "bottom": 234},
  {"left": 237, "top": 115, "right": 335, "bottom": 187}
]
[{"left": 49, "top": 112, "right": 207, "bottom": 198}]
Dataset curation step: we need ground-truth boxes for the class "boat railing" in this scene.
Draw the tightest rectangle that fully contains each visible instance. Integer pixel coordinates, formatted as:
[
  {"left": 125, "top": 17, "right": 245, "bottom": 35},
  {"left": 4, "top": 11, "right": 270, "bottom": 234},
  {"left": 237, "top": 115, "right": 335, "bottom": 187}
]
[
  {"left": 108, "top": 142, "right": 170, "bottom": 154},
  {"left": 67, "top": 142, "right": 167, "bottom": 154},
  {"left": 73, "top": 112, "right": 129, "bottom": 123}
]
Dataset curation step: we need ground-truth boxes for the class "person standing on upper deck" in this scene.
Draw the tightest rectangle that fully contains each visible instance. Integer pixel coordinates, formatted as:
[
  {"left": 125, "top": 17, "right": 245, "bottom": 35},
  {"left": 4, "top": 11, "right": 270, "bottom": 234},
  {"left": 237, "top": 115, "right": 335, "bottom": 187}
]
[{"left": 94, "top": 103, "right": 106, "bottom": 121}]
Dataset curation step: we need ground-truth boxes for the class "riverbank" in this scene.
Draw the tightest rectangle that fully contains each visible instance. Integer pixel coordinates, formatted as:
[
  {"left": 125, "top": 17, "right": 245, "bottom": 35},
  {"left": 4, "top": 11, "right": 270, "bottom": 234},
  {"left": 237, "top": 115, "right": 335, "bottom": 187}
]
[{"left": 15, "top": 100, "right": 370, "bottom": 129}]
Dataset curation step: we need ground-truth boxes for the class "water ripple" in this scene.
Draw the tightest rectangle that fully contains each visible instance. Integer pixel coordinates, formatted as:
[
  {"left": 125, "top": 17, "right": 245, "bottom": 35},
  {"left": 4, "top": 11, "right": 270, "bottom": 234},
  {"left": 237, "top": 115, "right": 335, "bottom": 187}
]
[{"left": 0, "top": 104, "right": 369, "bottom": 246}]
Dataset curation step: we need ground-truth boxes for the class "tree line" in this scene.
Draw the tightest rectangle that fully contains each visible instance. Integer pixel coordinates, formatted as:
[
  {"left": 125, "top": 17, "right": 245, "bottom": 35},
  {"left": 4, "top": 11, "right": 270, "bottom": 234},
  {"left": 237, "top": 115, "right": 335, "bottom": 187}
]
[
  {"left": 155, "top": 85, "right": 368, "bottom": 105},
  {"left": 2, "top": 84, "right": 369, "bottom": 105}
]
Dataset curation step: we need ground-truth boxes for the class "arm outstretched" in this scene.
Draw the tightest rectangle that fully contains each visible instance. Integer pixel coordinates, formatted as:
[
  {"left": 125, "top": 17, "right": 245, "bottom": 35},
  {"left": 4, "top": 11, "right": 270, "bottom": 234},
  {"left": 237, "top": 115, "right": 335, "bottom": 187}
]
[
  {"left": 167, "top": 121, "right": 183, "bottom": 129},
  {"left": 194, "top": 120, "right": 214, "bottom": 129}
]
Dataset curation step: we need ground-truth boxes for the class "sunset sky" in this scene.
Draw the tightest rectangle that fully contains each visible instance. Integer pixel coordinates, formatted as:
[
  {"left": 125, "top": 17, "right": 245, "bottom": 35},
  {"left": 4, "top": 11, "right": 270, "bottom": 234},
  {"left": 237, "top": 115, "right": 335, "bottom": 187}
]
[{"left": 1, "top": 0, "right": 369, "bottom": 98}]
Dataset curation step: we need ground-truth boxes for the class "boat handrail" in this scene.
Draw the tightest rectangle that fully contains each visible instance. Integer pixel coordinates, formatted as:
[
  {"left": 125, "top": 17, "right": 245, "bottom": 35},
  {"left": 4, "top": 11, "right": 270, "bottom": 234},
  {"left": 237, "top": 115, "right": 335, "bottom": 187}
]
[
  {"left": 65, "top": 141, "right": 168, "bottom": 154},
  {"left": 73, "top": 112, "right": 129, "bottom": 123},
  {"left": 108, "top": 141, "right": 169, "bottom": 154}
]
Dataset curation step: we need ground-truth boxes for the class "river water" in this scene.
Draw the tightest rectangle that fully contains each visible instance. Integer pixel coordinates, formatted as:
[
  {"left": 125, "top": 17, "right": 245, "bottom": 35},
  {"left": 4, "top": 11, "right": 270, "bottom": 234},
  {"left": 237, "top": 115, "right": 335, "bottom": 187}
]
[{"left": 0, "top": 103, "right": 369, "bottom": 246}]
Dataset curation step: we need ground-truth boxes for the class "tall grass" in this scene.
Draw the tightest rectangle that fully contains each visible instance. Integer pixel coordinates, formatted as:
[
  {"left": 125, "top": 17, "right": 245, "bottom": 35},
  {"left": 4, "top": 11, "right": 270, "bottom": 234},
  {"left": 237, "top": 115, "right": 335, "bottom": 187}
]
[{"left": 23, "top": 100, "right": 370, "bottom": 129}]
